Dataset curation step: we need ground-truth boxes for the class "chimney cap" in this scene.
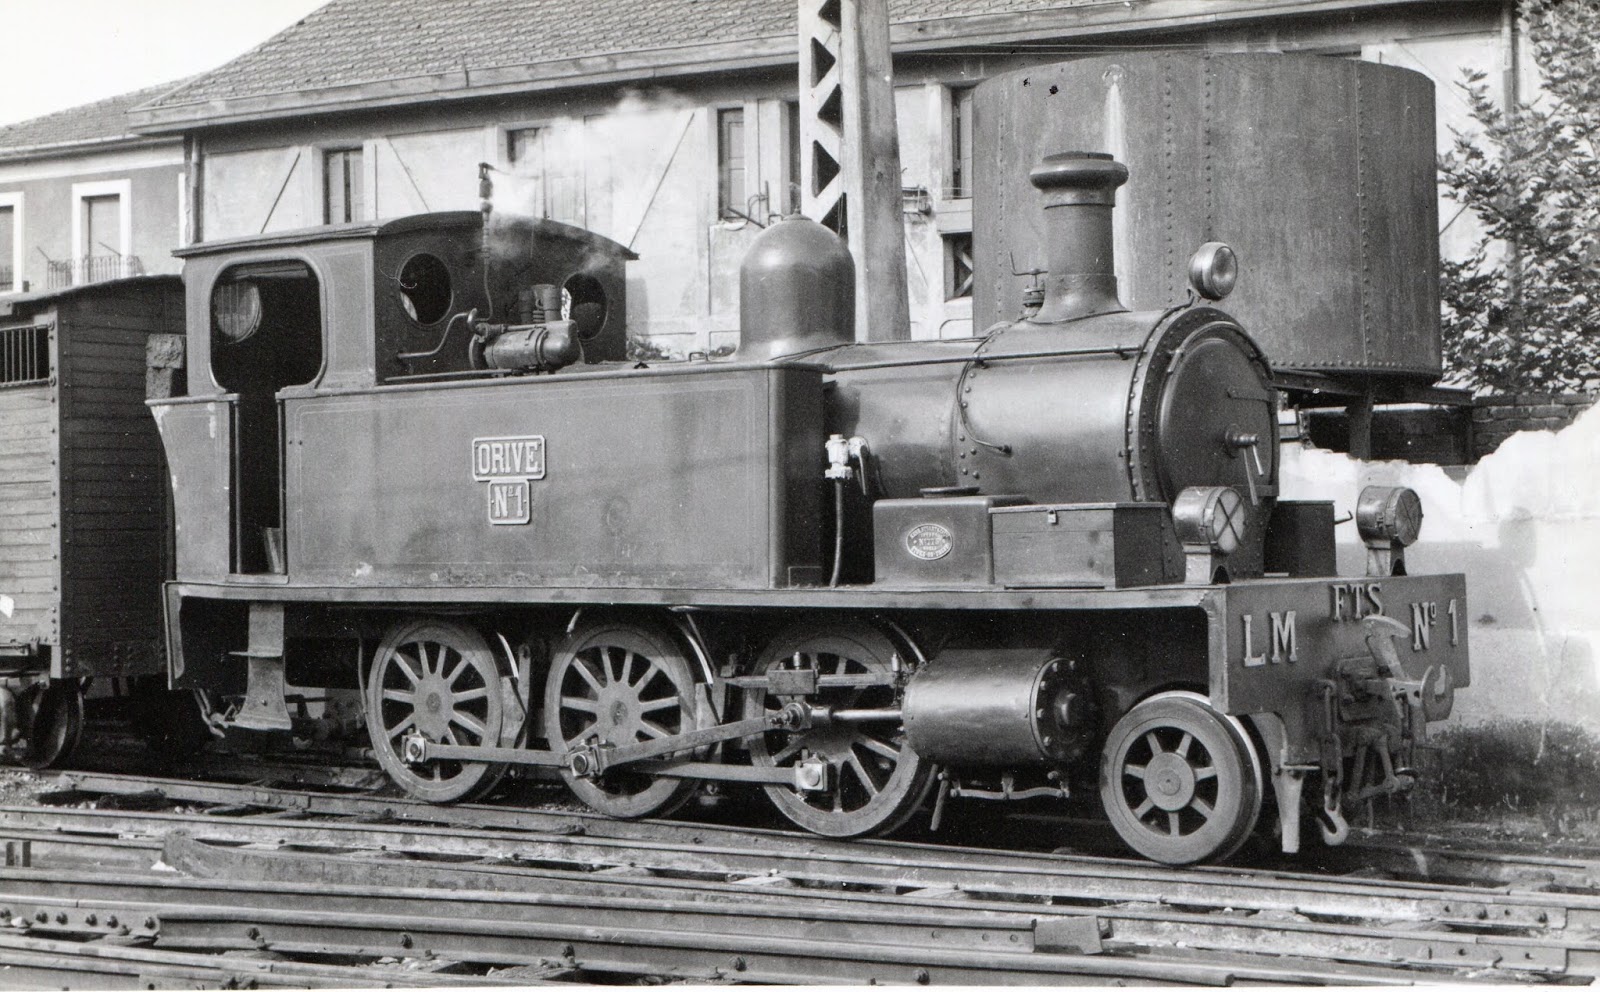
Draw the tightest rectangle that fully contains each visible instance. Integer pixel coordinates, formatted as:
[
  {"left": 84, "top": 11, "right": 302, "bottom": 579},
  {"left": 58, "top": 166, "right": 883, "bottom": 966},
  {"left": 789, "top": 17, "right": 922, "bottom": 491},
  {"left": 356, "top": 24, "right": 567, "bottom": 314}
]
[{"left": 1030, "top": 152, "right": 1129, "bottom": 205}]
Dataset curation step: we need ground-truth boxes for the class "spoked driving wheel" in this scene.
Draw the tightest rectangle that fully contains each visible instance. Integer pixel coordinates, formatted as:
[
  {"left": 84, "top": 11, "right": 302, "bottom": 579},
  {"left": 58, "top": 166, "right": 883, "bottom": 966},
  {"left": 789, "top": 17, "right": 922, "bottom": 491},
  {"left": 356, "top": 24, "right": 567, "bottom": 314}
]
[
  {"left": 1100, "top": 690, "right": 1263, "bottom": 864},
  {"left": 22, "top": 682, "right": 84, "bottom": 770},
  {"left": 365, "top": 619, "right": 508, "bottom": 803},
  {"left": 748, "top": 622, "right": 931, "bottom": 838},
  {"left": 544, "top": 618, "right": 703, "bottom": 819}
]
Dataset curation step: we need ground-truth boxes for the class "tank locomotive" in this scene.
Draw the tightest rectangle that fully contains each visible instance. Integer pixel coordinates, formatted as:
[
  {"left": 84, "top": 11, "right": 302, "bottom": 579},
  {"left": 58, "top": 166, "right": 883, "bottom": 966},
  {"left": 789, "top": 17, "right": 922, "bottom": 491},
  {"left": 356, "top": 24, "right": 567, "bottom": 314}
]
[{"left": 0, "top": 55, "right": 1469, "bottom": 866}]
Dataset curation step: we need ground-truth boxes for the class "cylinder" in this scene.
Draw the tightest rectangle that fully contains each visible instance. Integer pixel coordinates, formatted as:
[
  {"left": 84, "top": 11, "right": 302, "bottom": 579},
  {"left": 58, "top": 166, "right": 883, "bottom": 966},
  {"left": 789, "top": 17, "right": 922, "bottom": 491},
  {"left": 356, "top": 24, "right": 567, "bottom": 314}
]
[
  {"left": 738, "top": 216, "right": 855, "bottom": 360},
  {"left": 480, "top": 320, "right": 579, "bottom": 372},
  {"left": 902, "top": 649, "right": 1091, "bottom": 766}
]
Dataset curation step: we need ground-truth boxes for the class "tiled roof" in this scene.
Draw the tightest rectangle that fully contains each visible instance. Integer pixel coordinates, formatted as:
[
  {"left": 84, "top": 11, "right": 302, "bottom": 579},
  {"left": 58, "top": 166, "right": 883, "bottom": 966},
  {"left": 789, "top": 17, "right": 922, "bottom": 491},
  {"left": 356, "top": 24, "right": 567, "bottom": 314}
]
[
  {"left": 141, "top": 0, "right": 1113, "bottom": 110},
  {"left": 0, "top": 80, "right": 187, "bottom": 157}
]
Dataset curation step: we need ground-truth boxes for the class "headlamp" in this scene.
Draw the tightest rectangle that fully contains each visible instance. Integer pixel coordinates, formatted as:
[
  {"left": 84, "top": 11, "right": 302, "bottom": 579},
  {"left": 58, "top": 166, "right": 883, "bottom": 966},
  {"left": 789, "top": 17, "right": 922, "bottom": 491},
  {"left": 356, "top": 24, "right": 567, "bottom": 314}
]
[{"left": 1187, "top": 242, "right": 1239, "bottom": 301}]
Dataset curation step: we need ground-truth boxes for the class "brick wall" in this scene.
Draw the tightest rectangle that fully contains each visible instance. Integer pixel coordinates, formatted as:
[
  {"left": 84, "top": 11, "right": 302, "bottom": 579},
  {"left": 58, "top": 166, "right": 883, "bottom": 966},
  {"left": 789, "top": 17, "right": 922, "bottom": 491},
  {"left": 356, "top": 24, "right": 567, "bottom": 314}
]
[{"left": 1471, "top": 392, "right": 1597, "bottom": 457}]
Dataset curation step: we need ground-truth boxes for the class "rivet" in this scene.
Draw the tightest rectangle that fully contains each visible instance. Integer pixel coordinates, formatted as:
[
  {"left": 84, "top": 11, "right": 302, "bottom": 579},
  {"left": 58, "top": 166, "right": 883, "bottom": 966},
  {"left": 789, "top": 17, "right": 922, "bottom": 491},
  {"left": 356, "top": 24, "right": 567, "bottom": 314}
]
[{"left": 400, "top": 933, "right": 414, "bottom": 949}]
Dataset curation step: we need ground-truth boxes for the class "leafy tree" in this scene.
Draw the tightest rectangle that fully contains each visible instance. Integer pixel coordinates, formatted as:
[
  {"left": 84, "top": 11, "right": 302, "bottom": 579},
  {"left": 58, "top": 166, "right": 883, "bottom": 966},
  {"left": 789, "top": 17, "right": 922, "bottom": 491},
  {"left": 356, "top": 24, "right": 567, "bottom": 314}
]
[{"left": 1438, "top": 0, "right": 1600, "bottom": 392}]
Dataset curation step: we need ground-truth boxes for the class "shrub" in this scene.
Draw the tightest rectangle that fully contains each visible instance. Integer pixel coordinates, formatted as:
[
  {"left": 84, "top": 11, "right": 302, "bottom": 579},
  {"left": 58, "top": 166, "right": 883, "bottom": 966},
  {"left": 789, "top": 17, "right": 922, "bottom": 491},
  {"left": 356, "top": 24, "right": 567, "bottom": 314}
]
[{"left": 1438, "top": 0, "right": 1600, "bottom": 392}]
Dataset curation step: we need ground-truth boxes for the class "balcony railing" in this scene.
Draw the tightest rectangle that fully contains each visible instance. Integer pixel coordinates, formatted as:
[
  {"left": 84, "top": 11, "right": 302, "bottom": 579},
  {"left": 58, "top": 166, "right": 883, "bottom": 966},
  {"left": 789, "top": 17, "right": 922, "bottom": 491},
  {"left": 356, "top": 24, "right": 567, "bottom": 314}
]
[{"left": 46, "top": 254, "right": 144, "bottom": 290}]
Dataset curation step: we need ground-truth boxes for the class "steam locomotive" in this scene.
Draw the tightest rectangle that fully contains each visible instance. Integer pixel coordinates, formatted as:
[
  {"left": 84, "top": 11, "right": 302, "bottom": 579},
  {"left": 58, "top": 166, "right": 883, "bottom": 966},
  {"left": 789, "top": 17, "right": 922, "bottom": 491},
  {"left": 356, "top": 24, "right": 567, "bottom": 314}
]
[{"left": 0, "top": 55, "right": 1467, "bottom": 865}]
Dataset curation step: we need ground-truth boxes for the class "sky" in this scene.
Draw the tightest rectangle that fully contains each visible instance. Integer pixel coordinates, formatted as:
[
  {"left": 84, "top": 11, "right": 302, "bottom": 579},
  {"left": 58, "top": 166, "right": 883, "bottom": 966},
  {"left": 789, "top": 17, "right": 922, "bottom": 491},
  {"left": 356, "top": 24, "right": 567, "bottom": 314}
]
[{"left": 0, "top": 0, "right": 330, "bottom": 126}]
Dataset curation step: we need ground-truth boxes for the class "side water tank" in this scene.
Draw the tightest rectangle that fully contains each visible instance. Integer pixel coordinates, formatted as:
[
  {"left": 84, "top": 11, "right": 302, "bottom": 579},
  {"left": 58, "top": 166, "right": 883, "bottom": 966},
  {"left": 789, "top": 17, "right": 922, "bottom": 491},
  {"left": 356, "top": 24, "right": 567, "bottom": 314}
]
[{"left": 739, "top": 216, "right": 854, "bottom": 360}]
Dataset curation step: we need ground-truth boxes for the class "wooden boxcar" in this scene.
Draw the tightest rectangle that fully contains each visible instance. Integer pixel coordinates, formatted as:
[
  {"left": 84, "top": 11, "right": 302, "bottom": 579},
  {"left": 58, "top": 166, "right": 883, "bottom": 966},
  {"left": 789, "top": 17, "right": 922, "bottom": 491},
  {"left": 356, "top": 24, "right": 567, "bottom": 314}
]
[{"left": 0, "top": 276, "right": 184, "bottom": 764}]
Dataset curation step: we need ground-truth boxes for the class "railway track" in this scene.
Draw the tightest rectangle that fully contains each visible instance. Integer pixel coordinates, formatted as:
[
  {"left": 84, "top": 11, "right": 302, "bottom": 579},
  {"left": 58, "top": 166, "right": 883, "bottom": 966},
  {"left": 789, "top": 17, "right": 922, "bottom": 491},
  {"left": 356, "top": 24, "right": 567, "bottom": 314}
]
[{"left": 0, "top": 771, "right": 1596, "bottom": 985}]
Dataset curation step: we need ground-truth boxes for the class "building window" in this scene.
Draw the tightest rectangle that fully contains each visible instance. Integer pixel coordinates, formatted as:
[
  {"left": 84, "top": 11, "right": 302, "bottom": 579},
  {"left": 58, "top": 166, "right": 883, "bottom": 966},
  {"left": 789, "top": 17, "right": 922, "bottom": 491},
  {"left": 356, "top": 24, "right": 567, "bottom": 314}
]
[
  {"left": 783, "top": 101, "right": 802, "bottom": 215},
  {"left": 324, "top": 147, "right": 364, "bottom": 224},
  {"left": 945, "top": 232, "right": 974, "bottom": 300},
  {"left": 506, "top": 126, "right": 541, "bottom": 167},
  {"left": 0, "top": 198, "right": 16, "bottom": 293},
  {"left": 949, "top": 87, "right": 975, "bottom": 199},
  {"left": 66, "top": 180, "right": 134, "bottom": 288},
  {"left": 504, "top": 126, "right": 547, "bottom": 217},
  {"left": 717, "top": 107, "right": 746, "bottom": 220}
]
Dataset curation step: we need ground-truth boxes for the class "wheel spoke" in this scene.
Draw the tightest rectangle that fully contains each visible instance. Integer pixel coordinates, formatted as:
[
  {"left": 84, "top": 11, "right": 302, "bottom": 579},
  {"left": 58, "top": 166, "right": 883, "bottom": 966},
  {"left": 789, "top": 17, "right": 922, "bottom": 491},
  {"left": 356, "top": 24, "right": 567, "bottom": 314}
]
[
  {"left": 1166, "top": 811, "right": 1181, "bottom": 836},
  {"left": 846, "top": 750, "right": 880, "bottom": 796},
  {"left": 639, "top": 719, "right": 671, "bottom": 740},
  {"left": 856, "top": 735, "right": 900, "bottom": 761},
  {"left": 606, "top": 647, "right": 627, "bottom": 685},
  {"left": 448, "top": 654, "right": 475, "bottom": 687},
  {"left": 638, "top": 695, "right": 679, "bottom": 714},
  {"left": 1144, "top": 730, "right": 1164, "bottom": 755},
  {"left": 392, "top": 652, "right": 423, "bottom": 687},
  {"left": 1191, "top": 796, "right": 1215, "bottom": 821},
  {"left": 630, "top": 658, "right": 661, "bottom": 689},
  {"left": 417, "top": 643, "right": 436, "bottom": 677},
  {"left": 452, "top": 686, "right": 489, "bottom": 704},
  {"left": 385, "top": 713, "right": 416, "bottom": 740},
  {"left": 769, "top": 736, "right": 805, "bottom": 764},
  {"left": 451, "top": 711, "right": 488, "bottom": 740},
  {"left": 1123, "top": 762, "right": 1148, "bottom": 781},
  {"left": 1175, "top": 732, "right": 1194, "bottom": 758},
  {"left": 442, "top": 725, "right": 460, "bottom": 746},
  {"left": 573, "top": 658, "right": 604, "bottom": 694},
  {"left": 561, "top": 695, "right": 602, "bottom": 714},
  {"left": 1194, "top": 764, "right": 1218, "bottom": 782},
  {"left": 1134, "top": 796, "right": 1155, "bottom": 818},
  {"left": 381, "top": 688, "right": 415, "bottom": 705}
]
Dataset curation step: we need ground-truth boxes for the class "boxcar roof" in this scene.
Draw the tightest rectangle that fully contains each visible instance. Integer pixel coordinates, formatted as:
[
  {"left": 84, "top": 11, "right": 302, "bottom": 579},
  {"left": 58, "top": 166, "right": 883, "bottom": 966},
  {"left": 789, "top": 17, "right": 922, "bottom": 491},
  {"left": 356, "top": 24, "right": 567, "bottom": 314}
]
[{"left": 0, "top": 275, "right": 182, "bottom": 317}]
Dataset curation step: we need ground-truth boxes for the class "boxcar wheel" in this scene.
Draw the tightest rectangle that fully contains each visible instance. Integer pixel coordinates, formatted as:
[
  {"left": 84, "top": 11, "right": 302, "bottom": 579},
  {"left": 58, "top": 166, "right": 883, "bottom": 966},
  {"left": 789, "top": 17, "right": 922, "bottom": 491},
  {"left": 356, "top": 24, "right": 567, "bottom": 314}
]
[
  {"left": 748, "top": 622, "right": 932, "bottom": 838},
  {"left": 365, "top": 619, "right": 508, "bottom": 803},
  {"left": 1099, "top": 690, "right": 1263, "bottom": 864},
  {"left": 22, "top": 682, "right": 84, "bottom": 770},
  {"left": 544, "top": 619, "right": 703, "bottom": 819}
]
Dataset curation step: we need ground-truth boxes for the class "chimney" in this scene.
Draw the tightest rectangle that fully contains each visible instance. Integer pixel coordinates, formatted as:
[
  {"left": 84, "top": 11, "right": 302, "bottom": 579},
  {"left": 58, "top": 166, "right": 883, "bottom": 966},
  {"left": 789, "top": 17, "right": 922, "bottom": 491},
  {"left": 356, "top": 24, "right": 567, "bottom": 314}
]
[{"left": 1029, "top": 152, "right": 1129, "bottom": 322}]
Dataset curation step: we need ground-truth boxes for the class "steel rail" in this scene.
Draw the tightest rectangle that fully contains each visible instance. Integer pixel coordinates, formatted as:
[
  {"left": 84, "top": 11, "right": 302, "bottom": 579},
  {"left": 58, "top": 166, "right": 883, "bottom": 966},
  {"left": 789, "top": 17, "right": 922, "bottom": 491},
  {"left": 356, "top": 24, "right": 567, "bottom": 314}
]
[
  {"left": 0, "top": 930, "right": 500, "bottom": 988},
  {"left": 0, "top": 865, "right": 1464, "bottom": 986},
  {"left": 58, "top": 768, "right": 1599, "bottom": 896},
  {"left": 18, "top": 790, "right": 1599, "bottom": 933},
  {"left": 157, "top": 833, "right": 1600, "bottom": 978},
  {"left": 5, "top": 823, "right": 1595, "bottom": 979}
]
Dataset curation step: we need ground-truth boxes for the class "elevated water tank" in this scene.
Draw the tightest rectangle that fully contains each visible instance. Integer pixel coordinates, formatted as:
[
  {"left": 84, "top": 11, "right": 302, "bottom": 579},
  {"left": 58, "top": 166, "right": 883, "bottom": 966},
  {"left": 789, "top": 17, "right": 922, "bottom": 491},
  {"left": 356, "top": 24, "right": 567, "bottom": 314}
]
[{"left": 973, "top": 54, "right": 1441, "bottom": 381}]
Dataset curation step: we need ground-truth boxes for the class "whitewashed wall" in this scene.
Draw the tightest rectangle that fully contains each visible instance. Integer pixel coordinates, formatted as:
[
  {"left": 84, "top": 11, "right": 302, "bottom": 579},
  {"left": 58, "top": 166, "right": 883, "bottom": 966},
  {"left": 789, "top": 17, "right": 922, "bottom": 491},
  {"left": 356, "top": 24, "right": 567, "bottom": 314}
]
[{"left": 1280, "top": 407, "right": 1600, "bottom": 728}]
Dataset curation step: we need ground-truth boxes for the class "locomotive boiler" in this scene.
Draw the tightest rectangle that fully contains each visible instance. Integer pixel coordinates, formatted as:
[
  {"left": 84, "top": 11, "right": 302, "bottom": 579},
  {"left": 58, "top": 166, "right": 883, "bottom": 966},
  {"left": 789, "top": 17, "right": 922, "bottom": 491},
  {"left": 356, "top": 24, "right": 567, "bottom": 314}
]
[{"left": 126, "top": 121, "right": 1469, "bottom": 863}]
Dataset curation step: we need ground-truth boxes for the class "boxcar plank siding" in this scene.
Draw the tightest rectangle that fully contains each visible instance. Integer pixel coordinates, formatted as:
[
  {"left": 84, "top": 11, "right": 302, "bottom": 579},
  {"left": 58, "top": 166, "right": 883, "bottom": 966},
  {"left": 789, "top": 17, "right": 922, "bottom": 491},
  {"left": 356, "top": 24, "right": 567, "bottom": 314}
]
[
  {"left": 0, "top": 378, "right": 59, "bottom": 652},
  {"left": 54, "top": 287, "right": 180, "bottom": 678}
]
